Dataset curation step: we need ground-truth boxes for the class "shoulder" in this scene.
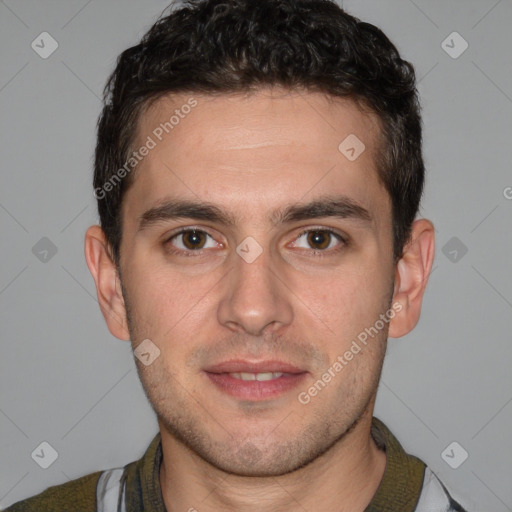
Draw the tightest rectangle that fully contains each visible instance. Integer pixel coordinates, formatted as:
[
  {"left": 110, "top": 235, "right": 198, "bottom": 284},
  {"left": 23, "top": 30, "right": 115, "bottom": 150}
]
[
  {"left": 369, "top": 418, "right": 468, "bottom": 511},
  {"left": 3, "top": 470, "right": 102, "bottom": 512},
  {"left": 416, "top": 467, "right": 468, "bottom": 512}
]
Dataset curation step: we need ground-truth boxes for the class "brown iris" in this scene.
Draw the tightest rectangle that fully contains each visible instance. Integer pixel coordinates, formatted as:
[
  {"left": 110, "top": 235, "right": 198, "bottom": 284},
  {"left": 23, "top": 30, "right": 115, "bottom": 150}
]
[
  {"left": 181, "top": 230, "right": 207, "bottom": 250},
  {"left": 306, "top": 230, "right": 331, "bottom": 250}
]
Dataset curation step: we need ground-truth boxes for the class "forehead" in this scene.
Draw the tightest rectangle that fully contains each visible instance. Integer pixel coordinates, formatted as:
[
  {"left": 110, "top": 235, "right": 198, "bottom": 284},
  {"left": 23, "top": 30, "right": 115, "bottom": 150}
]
[{"left": 122, "top": 88, "right": 388, "bottom": 228}]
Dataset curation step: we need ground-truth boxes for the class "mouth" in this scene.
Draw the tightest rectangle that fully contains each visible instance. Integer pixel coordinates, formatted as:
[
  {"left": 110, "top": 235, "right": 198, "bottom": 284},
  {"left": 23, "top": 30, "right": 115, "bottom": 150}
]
[{"left": 203, "top": 359, "right": 308, "bottom": 401}]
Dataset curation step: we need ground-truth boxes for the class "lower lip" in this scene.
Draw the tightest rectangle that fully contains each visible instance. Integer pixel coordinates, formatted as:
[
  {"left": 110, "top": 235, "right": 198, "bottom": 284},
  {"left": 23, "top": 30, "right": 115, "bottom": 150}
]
[{"left": 204, "top": 372, "right": 308, "bottom": 401}]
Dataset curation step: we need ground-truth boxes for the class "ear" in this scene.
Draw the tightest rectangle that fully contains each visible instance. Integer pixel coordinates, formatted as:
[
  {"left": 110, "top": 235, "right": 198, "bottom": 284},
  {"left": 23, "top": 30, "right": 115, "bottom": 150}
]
[
  {"left": 388, "top": 219, "right": 435, "bottom": 338},
  {"left": 84, "top": 225, "right": 130, "bottom": 341}
]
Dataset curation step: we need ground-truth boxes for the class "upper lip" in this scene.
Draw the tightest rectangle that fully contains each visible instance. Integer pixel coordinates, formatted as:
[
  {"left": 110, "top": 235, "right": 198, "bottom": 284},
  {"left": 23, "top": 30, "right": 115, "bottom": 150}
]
[{"left": 204, "top": 359, "right": 306, "bottom": 374}]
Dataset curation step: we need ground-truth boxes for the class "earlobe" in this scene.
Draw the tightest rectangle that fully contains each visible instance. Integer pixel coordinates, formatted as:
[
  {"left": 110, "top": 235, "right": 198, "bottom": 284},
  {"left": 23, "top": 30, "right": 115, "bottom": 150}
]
[
  {"left": 84, "top": 225, "right": 131, "bottom": 341},
  {"left": 388, "top": 219, "right": 435, "bottom": 338}
]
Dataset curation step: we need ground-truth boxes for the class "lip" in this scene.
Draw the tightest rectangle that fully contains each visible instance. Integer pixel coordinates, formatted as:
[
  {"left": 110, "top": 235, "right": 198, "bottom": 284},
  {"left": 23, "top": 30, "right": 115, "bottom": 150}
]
[{"left": 203, "top": 359, "right": 308, "bottom": 401}]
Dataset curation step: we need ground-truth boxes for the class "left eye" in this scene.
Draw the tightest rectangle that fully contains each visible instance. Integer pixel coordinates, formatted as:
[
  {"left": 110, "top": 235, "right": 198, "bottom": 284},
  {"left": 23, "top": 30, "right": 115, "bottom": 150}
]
[{"left": 292, "top": 229, "right": 345, "bottom": 251}]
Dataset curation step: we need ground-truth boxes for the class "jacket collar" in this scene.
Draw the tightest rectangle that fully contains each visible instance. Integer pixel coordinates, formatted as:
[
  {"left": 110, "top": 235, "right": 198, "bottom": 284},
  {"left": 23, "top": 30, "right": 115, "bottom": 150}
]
[{"left": 123, "top": 417, "right": 426, "bottom": 512}]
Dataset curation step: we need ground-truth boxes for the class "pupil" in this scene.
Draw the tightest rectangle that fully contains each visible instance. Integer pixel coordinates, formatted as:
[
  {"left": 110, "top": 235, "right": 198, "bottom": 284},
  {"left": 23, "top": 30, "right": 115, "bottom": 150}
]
[
  {"left": 309, "top": 231, "right": 329, "bottom": 249},
  {"left": 185, "top": 230, "right": 203, "bottom": 249}
]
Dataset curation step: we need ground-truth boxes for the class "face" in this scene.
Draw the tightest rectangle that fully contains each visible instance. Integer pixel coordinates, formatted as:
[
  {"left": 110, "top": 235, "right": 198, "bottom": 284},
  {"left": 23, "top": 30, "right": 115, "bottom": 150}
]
[{"left": 117, "top": 89, "right": 395, "bottom": 476}]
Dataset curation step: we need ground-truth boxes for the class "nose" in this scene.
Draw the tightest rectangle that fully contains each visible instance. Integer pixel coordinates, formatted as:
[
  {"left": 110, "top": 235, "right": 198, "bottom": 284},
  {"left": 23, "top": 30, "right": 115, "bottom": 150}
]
[{"left": 217, "top": 241, "right": 293, "bottom": 336}]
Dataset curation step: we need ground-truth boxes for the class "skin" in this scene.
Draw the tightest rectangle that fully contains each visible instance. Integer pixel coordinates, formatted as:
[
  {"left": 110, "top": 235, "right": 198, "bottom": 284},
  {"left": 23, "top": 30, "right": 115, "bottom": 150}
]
[{"left": 85, "top": 88, "right": 435, "bottom": 512}]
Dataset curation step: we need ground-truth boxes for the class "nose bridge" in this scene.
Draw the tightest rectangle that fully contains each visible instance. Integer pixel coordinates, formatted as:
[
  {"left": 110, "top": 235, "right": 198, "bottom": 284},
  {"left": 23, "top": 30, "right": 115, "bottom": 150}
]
[{"left": 217, "top": 236, "right": 293, "bottom": 335}]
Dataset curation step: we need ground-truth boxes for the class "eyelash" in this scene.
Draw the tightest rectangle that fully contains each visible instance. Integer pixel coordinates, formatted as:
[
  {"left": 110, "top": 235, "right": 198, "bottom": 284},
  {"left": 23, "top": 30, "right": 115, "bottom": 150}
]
[{"left": 164, "top": 227, "right": 348, "bottom": 258}]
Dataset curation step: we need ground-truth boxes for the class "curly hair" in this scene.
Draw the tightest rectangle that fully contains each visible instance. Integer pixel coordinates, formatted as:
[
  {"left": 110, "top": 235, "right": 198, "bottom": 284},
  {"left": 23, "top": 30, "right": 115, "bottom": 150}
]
[{"left": 94, "top": 0, "right": 424, "bottom": 265}]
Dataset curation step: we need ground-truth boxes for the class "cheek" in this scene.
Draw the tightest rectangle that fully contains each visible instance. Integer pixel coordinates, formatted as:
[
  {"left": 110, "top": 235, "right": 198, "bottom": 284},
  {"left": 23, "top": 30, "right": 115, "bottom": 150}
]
[
  {"left": 122, "top": 267, "right": 179, "bottom": 338},
  {"left": 309, "top": 264, "right": 391, "bottom": 332},
  {"left": 124, "top": 261, "right": 221, "bottom": 344}
]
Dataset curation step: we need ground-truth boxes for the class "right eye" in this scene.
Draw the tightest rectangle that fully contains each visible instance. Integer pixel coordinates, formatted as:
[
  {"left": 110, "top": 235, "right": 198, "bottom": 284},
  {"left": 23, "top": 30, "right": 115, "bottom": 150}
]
[{"left": 164, "top": 229, "right": 223, "bottom": 256}]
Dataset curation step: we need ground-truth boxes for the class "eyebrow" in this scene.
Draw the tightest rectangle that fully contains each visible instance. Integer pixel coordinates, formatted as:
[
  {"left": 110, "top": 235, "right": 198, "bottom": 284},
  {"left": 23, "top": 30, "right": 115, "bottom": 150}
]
[{"left": 137, "top": 194, "right": 372, "bottom": 232}]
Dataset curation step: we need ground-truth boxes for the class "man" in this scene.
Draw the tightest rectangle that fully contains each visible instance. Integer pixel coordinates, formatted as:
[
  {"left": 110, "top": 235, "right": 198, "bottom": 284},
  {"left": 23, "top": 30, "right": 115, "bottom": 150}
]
[{"left": 5, "top": 0, "right": 467, "bottom": 510}]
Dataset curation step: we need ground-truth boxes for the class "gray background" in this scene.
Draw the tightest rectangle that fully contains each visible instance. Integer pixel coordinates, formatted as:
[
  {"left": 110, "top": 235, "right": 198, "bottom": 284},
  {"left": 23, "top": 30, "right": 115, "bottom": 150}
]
[{"left": 0, "top": 0, "right": 511, "bottom": 510}]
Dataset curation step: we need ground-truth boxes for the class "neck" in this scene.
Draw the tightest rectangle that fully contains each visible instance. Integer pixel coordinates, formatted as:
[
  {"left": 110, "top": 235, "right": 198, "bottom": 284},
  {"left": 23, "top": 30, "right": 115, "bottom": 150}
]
[{"left": 159, "top": 409, "right": 386, "bottom": 512}]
